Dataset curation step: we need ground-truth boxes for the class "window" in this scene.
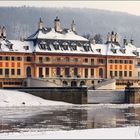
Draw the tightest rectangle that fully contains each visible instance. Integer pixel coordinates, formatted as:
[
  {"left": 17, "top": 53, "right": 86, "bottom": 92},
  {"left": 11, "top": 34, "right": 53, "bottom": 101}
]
[
  {"left": 45, "top": 67, "right": 49, "bottom": 76},
  {"left": 65, "top": 57, "right": 70, "bottom": 62},
  {"left": 39, "top": 67, "right": 43, "bottom": 78},
  {"left": 129, "top": 60, "right": 133, "bottom": 64},
  {"left": 115, "top": 71, "right": 117, "bottom": 77},
  {"left": 65, "top": 68, "right": 70, "bottom": 76},
  {"left": 0, "top": 69, "right": 3, "bottom": 75},
  {"left": 124, "top": 71, "right": 127, "bottom": 77},
  {"left": 85, "top": 58, "right": 88, "bottom": 63},
  {"left": 110, "top": 71, "right": 113, "bottom": 77},
  {"left": 99, "top": 59, "right": 104, "bottom": 64},
  {"left": 39, "top": 57, "right": 43, "bottom": 63},
  {"left": 11, "top": 69, "right": 15, "bottom": 75},
  {"left": 120, "top": 60, "right": 123, "bottom": 64},
  {"left": 46, "top": 57, "right": 50, "bottom": 62},
  {"left": 74, "top": 68, "right": 78, "bottom": 76},
  {"left": 5, "top": 69, "right": 9, "bottom": 77},
  {"left": 129, "top": 65, "right": 132, "bottom": 70},
  {"left": 99, "top": 68, "right": 103, "bottom": 78},
  {"left": 74, "top": 58, "right": 78, "bottom": 62},
  {"left": 119, "top": 71, "right": 123, "bottom": 77},
  {"left": 91, "top": 59, "right": 94, "bottom": 65},
  {"left": 5, "top": 56, "right": 10, "bottom": 61},
  {"left": 57, "top": 58, "right": 61, "bottom": 62},
  {"left": 17, "top": 57, "right": 21, "bottom": 61},
  {"left": 129, "top": 71, "right": 132, "bottom": 77},
  {"left": 91, "top": 69, "right": 94, "bottom": 77},
  {"left": 17, "top": 69, "right": 21, "bottom": 75},
  {"left": 0, "top": 56, "right": 2, "bottom": 60},
  {"left": 26, "top": 56, "right": 32, "bottom": 62},
  {"left": 85, "top": 68, "right": 88, "bottom": 78},
  {"left": 11, "top": 57, "right": 15, "bottom": 61},
  {"left": 56, "top": 67, "right": 60, "bottom": 76},
  {"left": 26, "top": 67, "right": 31, "bottom": 77},
  {"left": 124, "top": 60, "right": 128, "bottom": 64},
  {"left": 24, "top": 46, "right": 29, "bottom": 50},
  {"left": 115, "top": 60, "right": 118, "bottom": 63},
  {"left": 109, "top": 60, "right": 114, "bottom": 63}
]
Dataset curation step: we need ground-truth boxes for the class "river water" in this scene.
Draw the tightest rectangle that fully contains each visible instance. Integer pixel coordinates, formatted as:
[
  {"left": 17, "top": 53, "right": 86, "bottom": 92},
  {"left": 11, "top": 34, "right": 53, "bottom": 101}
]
[{"left": 0, "top": 105, "right": 140, "bottom": 133}]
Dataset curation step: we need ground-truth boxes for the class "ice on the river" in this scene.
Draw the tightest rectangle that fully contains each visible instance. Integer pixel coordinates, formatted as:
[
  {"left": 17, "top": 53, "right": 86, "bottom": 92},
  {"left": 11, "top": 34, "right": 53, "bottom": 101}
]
[
  {"left": 0, "top": 89, "right": 71, "bottom": 106},
  {"left": 0, "top": 126, "right": 140, "bottom": 139}
]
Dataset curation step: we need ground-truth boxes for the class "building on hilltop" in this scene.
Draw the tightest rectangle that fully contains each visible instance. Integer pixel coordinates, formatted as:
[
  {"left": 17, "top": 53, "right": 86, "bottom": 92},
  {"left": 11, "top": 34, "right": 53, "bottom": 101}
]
[{"left": 0, "top": 17, "right": 139, "bottom": 89}]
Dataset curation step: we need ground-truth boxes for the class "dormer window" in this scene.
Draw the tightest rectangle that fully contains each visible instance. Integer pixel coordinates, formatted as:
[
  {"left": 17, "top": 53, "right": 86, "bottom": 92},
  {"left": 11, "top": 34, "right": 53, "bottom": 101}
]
[
  {"left": 71, "top": 42, "right": 77, "bottom": 50},
  {"left": 120, "top": 48, "right": 126, "bottom": 54},
  {"left": 62, "top": 42, "right": 68, "bottom": 50},
  {"left": 96, "top": 49, "right": 101, "bottom": 53},
  {"left": 39, "top": 41, "right": 46, "bottom": 50},
  {"left": 6, "top": 43, "right": 13, "bottom": 50},
  {"left": 53, "top": 41, "right": 59, "bottom": 46},
  {"left": 24, "top": 46, "right": 29, "bottom": 50},
  {"left": 111, "top": 48, "right": 117, "bottom": 54},
  {"left": 53, "top": 41, "right": 59, "bottom": 50},
  {"left": 83, "top": 43, "right": 90, "bottom": 52},
  {"left": 133, "top": 50, "right": 139, "bottom": 56}
]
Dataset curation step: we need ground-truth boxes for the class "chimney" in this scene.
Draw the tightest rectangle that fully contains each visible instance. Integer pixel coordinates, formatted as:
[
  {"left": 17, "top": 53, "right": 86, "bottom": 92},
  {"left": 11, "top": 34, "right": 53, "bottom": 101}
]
[
  {"left": 107, "top": 32, "right": 111, "bottom": 43},
  {"left": 123, "top": 38, "right": 128, "bottom": 46},
  {"left": 130, "top": 39, "right": 134, "bottom": 45},
  {"left": 111, "top": 31, "right": 115, "bottom": 42},
  {"left": 2, "top": 26, "right": 6, "bottom": 38},
  {"left": 115, "top": 33, "right": 119, "bottom": 42},
  {"left": 90, "top": 39, "right": 96, "bottom": 45},
  {"left": 71, "top": 19, "right": 76, "bottom": 32},
  {"left": 38, "top": 17, "right": 44, "bottom": 30},
  {"left": 54, "top": 17, "right": 62, "bottom": 32}
]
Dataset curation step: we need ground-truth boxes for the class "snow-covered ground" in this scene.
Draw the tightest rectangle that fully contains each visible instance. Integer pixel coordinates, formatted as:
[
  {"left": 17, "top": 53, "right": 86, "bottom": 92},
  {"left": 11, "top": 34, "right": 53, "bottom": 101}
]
[
  {"left": 1, "top": 89, "right": 140, "bottom": 139},
  {"left": 0, "top": 89, "right": 71, "bottom": 106},
  {"left": 0, "top": 126, "right": 140, "bottom": 139}
]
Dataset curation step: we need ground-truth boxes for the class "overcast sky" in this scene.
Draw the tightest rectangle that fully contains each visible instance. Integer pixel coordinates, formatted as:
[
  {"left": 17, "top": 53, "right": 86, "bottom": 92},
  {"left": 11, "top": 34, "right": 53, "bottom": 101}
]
[{"left": 0, "top": 1, "right": 140, "bottom": 16}]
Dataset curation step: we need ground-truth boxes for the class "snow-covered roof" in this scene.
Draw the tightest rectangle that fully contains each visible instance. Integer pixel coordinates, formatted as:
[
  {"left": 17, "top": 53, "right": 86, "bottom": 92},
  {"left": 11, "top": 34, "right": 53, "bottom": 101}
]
[
  {"left": 27, "top": 28, "right": 88, "bottom": 41},
  {"left": 0, "top": 38, "right": 138, "bottom": 57},
  {"left": 0, "top": 39, "right": 34, "bottom": 53},
  {"left": 91, "top": 43, "right": 137, "bottom": 57}
]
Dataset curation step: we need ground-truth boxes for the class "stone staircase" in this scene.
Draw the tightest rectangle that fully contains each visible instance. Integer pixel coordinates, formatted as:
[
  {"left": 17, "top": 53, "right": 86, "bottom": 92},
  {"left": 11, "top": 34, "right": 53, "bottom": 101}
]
[{"left": 94, "top": 79, "right": 116, "bottom": 90}]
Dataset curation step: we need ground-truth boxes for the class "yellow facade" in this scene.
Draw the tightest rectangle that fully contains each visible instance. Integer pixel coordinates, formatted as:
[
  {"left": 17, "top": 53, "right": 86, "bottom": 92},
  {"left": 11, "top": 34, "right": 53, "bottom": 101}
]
[
  {"left": 0, "top": 52, "right": 136, "bottom": 89},
  {"left": 107, "top": 56, "right": 135, "bottom": 79}
]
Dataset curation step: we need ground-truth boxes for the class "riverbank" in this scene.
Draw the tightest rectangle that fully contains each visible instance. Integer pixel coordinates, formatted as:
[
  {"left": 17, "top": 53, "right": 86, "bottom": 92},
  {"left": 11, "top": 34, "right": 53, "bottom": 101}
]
[
  {"left": 0, "top": 89, "right": 71, "bottom": 106},
  {"left": 0, "top": 126, "right": 139, "bottom": 139}
]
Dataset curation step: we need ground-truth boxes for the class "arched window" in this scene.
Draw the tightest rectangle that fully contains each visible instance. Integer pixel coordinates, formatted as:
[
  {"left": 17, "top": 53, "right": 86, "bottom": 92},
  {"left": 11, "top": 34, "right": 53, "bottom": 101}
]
[
  {"left": 99, "top": 68, "right": 103, "bottom": 78},
  {"left": 71, "top": 80, "right": 77, "bottom": 87},
  {"left": 63, "top": 81, "right": 68, "bottom": 87},
  {"left": 26, "top": 66, "right": 31, "bottom": 77},
  {"left": 80, "top": 81, "right": 85, "bottom": 87}
]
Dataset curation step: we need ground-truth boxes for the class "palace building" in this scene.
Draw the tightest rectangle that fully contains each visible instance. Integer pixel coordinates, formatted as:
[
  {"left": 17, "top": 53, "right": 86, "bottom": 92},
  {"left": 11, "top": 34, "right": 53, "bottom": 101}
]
[{"left": 0, "top": 17, "right": 139, "bottom": 89}]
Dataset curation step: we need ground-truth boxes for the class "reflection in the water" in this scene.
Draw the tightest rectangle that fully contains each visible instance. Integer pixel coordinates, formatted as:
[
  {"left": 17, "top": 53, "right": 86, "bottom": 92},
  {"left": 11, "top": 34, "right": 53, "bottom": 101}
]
[{"left": 0, "top": 106, "right": 140, "bottom": 133}]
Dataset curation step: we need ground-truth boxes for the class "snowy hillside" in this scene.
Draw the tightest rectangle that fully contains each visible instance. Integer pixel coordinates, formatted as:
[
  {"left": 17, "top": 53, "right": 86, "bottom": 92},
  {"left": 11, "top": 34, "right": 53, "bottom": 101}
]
[{"left": 0, "top": 7, "right": 140, "bottom": 46}]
